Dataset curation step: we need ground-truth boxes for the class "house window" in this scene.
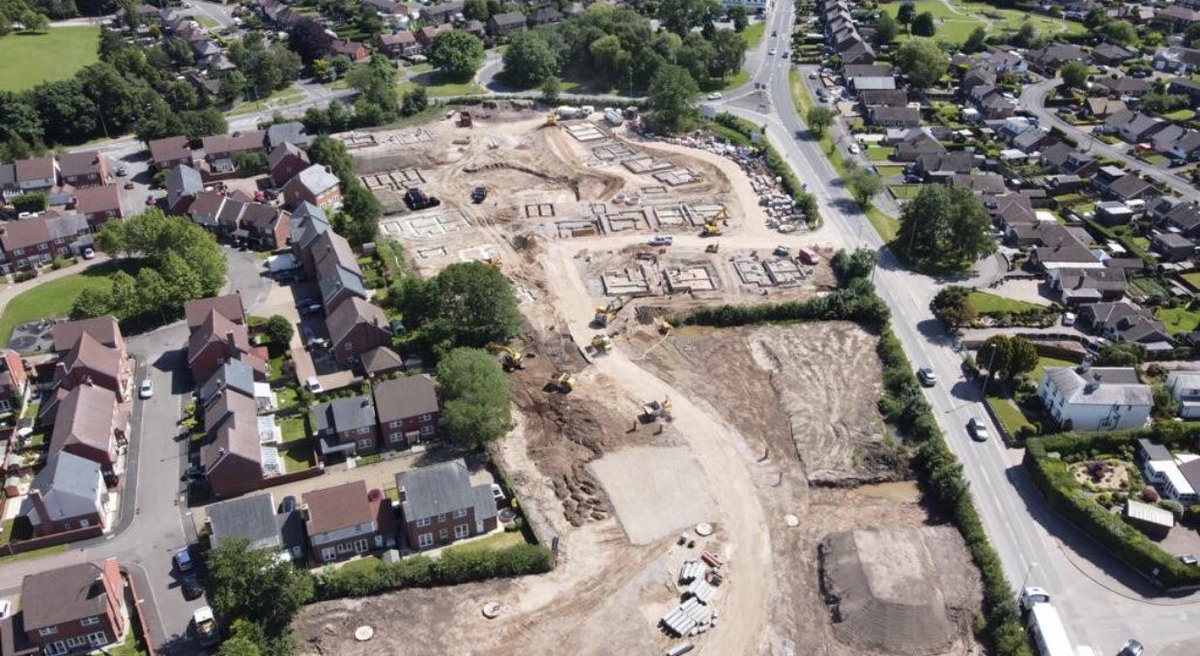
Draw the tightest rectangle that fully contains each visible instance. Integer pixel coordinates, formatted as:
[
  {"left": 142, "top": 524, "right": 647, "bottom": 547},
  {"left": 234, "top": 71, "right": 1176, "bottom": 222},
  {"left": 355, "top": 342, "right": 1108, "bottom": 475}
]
[
  {"left": 417, "top": 532, "right": 433, "bottom": 548},
  {"left": 38, "top": 627, "right": 58, "bottom": 637},
  {"left": 13, "top": 249, "right": 23, "bottom": 256},
  {"left": 354, "top": 538, "right": 368, "bottom": 552},
  {"left": 44, "top": 642, "right": 67, "bottom": 656},
  {"left": 321, "top": 547, "right": 336, "bottom": 561},
  {"left": 437, "top": 513, "right": 446, "bottom": 522},
  {"left": 80, "top": 616, "right": 100, "bottom": 627},
  {"left": 79, "top": 518, "right": 90, "bottom": 528},
  {"left": 420, "top": 425, "right": 435, "bottom": 436},
  {"left": 344, "top": 343, "right": 353, "bottom": 351},
  {"left": 356, "top": 438, "right": 375, "bottom": 451},
  {"left": 0, "top": 399, "right": 10, "bottom": 411},
  {"left": 389, "top": 420, "right": 402, "bottom": 429},
  {"left": 439, "top": 528, "right": 449, "bottom": 539},
  {"left": 336, "top": 542, "right": 356, "bottom": 554},
  {"left": 418, "top": 413, "right": 433, "bottom": 422},
  {"left": 38, "top": 244, "right": 47, "bottom": 251},
  {"left": 65, "top": 636, "right": 89, "bottom": 648},
  {"left": 453, "top": 508, "right": 467, "bottom": 519},
  {"left": 416, "top": 517, "right": 431, "bottom": 527},
  {"left": 454, "top": 524, "right": 469, "bottom": 539},
  {"left": 87, "top": 632, "right": 109, "bottom": 648}
]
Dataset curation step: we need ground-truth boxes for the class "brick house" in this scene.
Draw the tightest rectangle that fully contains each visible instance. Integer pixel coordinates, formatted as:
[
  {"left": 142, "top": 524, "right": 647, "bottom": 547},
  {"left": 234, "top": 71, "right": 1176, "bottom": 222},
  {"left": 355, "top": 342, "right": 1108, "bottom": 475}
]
[
  {"left": 52, "top": 331, "right": 129, "bottom": 400},
  {"left": 201, "top": 130, "right": 267, "bottom": 174},
  {"left": 395, "top": 458, "right": 498, "bottom": 550},
  {"left": 0, "top": 212, "right": 92, "bottom": 273},
  {"left": 487, "top": 12, "right": 525, "bottom": 37},
  {"left": 372, "top": 374, "right": 439, "bottom": 449},
  {"left": 330, "top": 39, "right": 370, "bottom": 63},
  {"left": 187, "top": 310, "right": 267, "bottom": 384},
  {"left": 326, "top": 297, "right": 391, "bottom": 366},
  {"left": 184, "top": 294, "right": 247, "bottom": 331},
  {"left": 188, "top": 191, "right": 291, "bottom": 248},
  {"left": 202, "top": 390, "right": 267, "bottom": 498},
  {"left": 281, "top": 164, "right": 342, "bottom": 210},
  {"left": 58, "top": 151, "right": 109, "bottom": 188},
  {"left": 379, "top": 31, "right": 420, "bottom": 57},
  {"left": 70, "top": 185, "right": 124, "bottom": 228},
  {"left": 147, "top": 136, "right": 194, "bottom": 170},
  {"left": 21, "top": 558, "right": 126, "bottom": 655},
  {"left": 313, "top": 232, "right": 367, "bottom": 313},
  {"left": 303, "top": 480, "right": 393, "bottom": 563},
  {"left": 49, "top": 383, "right": 124, "bottom": 476},
  {"left": 310, "top": 395, "right": 380, "bottom": 458},
  {"left": 21, "top": 451, "right": 108, "bottom": 537},
  {"left": 51, "top": 316, "right": 125, "bottom": 359},
  {"left": 14, "top": 156, "right": 59, "bottom": 193},
  {"left": 268, "top": 142, "right": 310, "bottom": 188},
  {"left": 0, "top": 348, "right": 28, "bottom": 412},
  {"left": 165, "top": 164, "right": 204, "bottom": 215},
  {"left": 288, "top": 202, "right": 333, "bottom": 276}
]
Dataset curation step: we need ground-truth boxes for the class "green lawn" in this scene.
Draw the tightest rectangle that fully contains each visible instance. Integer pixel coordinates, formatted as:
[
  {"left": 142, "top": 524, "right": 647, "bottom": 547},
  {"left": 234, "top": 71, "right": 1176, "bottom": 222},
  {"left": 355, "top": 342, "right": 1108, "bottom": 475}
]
[
  {"left": 866, "top": 145, "right": 892, "bottom": 161},
  {"left": 875, "top": 164, "right": 905, "bottom": 178},
  {"left": 1155, "top": 307, "right": 1200, "bottom": 335},
  {"left": 1165, "top": 109, "right": 1197, "bottom": 122},
  {"left": 1182, "top": 272, "right": 1200, "bottom": 289},
  {"left": 228, "top": 84, "right": 306, "bottom": 116},
  {"left": 105, "top": 632, "right": 149, "bottom": 656},
  {"left": 443, "top": 530, "right": 525, "bottom": 557},
  {"left": 195, "top": 15, "right": 220, "bottom": 28},
  {"left": 740, "top": 21, "right": 767, "bottom": 49},
  {"left": 1031, "top": 356, "right": 1078, "bottom": 383},
  {"left": 986, "top": 393, "right": 1035, "bottom": 436},
  {"left": 333, "top": 554, "right": 383, "bottom": 574},
  {"left": 0, "top": 27, "right": 100, "bottom": 91},
  {"left": 888, "top": 184, "right": 924, "bottom": 199},
  {"left": 410, "top": 71, "right": 485, "bottom": 97},
  {"left": 882, "top": 0, "right": 1083, "bottom": 46},
  {"left": 714, "top": 69, "right": 750, "bottom": 92},
  {"left": 281, "top": 443, "right": 313, "bottom": 472},
  {"left": 279, "top": 415, "right": 307, "bottom": 442},
  {"left": 0, "top": 264, "right": 125, "bottom": 348},
  {"left": 866, "top": 205, "right": 900, "bottom": 241},
  {"left": 967, "top": 290, "right": 1043, "bottom": 314}
]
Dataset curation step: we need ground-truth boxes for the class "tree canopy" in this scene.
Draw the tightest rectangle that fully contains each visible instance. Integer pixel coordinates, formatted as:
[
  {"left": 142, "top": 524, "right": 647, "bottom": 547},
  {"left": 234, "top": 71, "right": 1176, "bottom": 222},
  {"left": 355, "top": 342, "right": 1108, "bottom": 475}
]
[
  {"left": 501, "top": 30, "right": 559, "bottom": 87},
  {"left": 930, "top": 286, "right": 977, "bottom": 329},
  {"left": 1059, "top": 60, "right": 1089, "bottom": 90},
  {"left": 428, "top": 29, "right": 485, "bottom": 79},
  {"left": 647, "top": 64, "right": 699, "bottom": 132},
  {"left": 875, "top": 11, "right": 898, "bottom": 46},
  {"left": 805, "top": 105, "right": 836, "bottom": 135},
  {"left": 436, "top": 347, "right": 513, "bottom": 448},
  {"left": 844, "top": 164, "right": 883, "bottom": 211},
  {"left": 895, "top": 39, "right": 948, "bottom": 89},
  {"left": 911, "top": 11, "right": 936, "bottom": 36},
  {"left": 207, "top": 539, "right": 314, "bottom": 655},
  {"left": 390, "top": 261, "right": 522, "bottom": 356},
  {"left": 896, "top": 184, "right": 995, "bottom": 271}
]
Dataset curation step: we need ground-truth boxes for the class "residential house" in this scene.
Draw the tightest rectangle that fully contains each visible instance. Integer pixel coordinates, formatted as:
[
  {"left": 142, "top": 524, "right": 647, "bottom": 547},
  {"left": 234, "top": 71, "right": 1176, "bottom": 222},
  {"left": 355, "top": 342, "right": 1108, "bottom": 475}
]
[
  {"left": 1096, "top": 75, "right": 1153, "bottom": 98},
  {"left": 1012, "top": 128, "right": 1055, "bottom": 154},
  {"left": 979, "top": 47, "right": 1028, "bottom": 75},
  {"left": 960, "top": 62, "right": 997, "bottom": 94},
  {"left": 1027, "top": 42, "right": 1088, "bottom": 72},
  {"left": 421, "top": 1, "right": 462, "bottom": 23},
  {"left": 0, "top": 162, "right": 14, "bottom": 200},
  {"left": 1038, "top": 365, "right": 1153, "bottom": 431},
  {"left": 1152, "top": 47, "right": 1200, "bottom": 73},
  {"left": 395, "top": 458, "right": 498, "bottom": 550},
  {"left": 1169, "top": 77, "right": 1200, "bottom": 105},
  {"left": 165, "top": 164, "right": 203, "bottom": 215},
  {"left": 1103, "top": 110, "right": 1165, "bottom": 143},
  {"left": 868, "top": 106, "right": 921, "bottom": 128},
  {"left": 1167, "top": 372, "right": 1200, "bottom": 419},
  {"left": 187, "top": 310, "right": 266, "bottom": 384},
  {"left": 185, "top": 294, "right": 247, "bottom": 332},
  {"left": 0, "top": 212, "right": 89, "bottom": 273},
  {"left": 988, "top": 193, "right": 1036, "bottom": 230},
  {"left": 1095, "top": 201, "right": 1136, "bottom": 226},
  {"left": 289, "top": 202, "right": 333, "bottom": 276},
  {"left": 0, "top": 349, "right": 27, "bottom": 412},
  {"left": 326, "top": 296, "right": 391, "bottom": 367},
  {"left": 487, "top": 12, "right": 526, "bottom": 36},
  {"left": 1107, "top": 173, "right": 1162, "bottom": 202},
  {"left": 1157, "top": 201, "right": 1200, "bottom": 237},
  {"left": 858, "top": 89, "right": 907, "bottom": 108},
  {"left": 1041, "top": 174, "right": 1086, "bottom": 197},
  {"left": 838, "top": 39, "right": 875, "bottom": 65},
  {"left": 51, "top": 316, "right": 124, "bottom": 359},
  {"left": 52, "top": 330, "right": 129, "bottom": 400},
  {"left": 312, "top": 231, "right": 366, "bottom": 312},
  {"left": 71, "top": 185, "right": 124, "bottom": 228},
  {"left": 206, "top": 492, "right": 305, "bottom": 560},
  {"left": 464, "top": 19, "right": 485, "bottom": 36},
  {"left": 330, "top": 39, "right": 370, "bottom": 63},
  {"left": 1083, "top": 301, "right": 1173, "bottom": 348},
  {"left": 1047, "top": 267, "right": 1127, "bottom": 304},
  {"left": 1084, "top": 97, "right": 1127, "bottom": 119},
  {"left": 1151, "top": 230, "right": 1196, "bottom": 261},
  {"left": 282, "top": 164, "right": 342, "bottom": 210},
  {"left": 948, "top": 173, "right": 1006, "bottom": 196},
  {"left": 1031, "top": 237, "right": 1103, "bottom": 270},
  {"left": 1158, "top": 5, "right": 1200, "bottom": 32},
  {"left": 189, "top": 191, "right": 290, "bottom": 247},
  {"left": 49, "top": 383, "right": 124, "bottom": 475},
  {"left": 21, "top": 558, "right": 126, "bottom": 655},
  {"left": 21, "top": 451, "right": 107, "bottom": 537},
  {"left": 201, "top": 131, "right": 268, "bottom": 174},
  {"left": 148, "top": 136, "right": 194, "bottom": 170},
  {"left": 1040, "top": 143, "right": 1098, "bottom": 176},
  {"left": 1150, "top": 124, "right": 1200, "bottom": 163},
  {"left": 892, "top": 129, "right": 946, "bottom": 161},
  {"left": 1091, "top": 42, "right": 1137, "bottom": 65},
  {"left": 265, "top": 121, "right": 311, "bottom": 150},
  {"left": 373, "top": 373, "right": 439, "bottom": 449},
  {"left": 58, "top": 151, "right": 109, "bottom": 188},
  {"left": 971, "top": 86, "right": 1017, "bottom": 119},
  {"left": 311, "top": 395, "right": 380, "bottom": 457},
  {"left": 361, "top": 345, "right": 405, "bottom": 378},
  {"left": 528, "top": 6, "right": 562, "bottom": 26},
  {"left": 197, "top": 359, "right": 273, "bottom": 412},
  {"left": 303, "top": 480, "right": 393, "bottom": 563},
  {"left": 202, "top": 390, "right": 269, "bottom": 497},
  {"left": 417, "top": 23, "right": 452, "bottom": 47},
  {"left": 14, "top": 156, "right": 59, "bottom": 193},
  {"left": 268, "top": 143, "right": 310, "bottom": 188},
  {"left": 913, "top": 151, "right": 975, "bottom": 178},
  {"left": 1137, "top": 438, "right": 1197, "bottom": 503},
  {"left": 379, "top": 31, "right": 420, "bottom": 58}
]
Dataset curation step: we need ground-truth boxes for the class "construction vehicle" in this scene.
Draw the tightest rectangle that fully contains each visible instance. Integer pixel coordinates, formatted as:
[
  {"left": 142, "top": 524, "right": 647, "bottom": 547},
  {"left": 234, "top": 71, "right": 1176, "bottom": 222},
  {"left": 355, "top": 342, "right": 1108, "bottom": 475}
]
[
  {"left": 404, "top": 187, "right": 441, "bottom": 210},
  {"left": 593, "top": 297, "right": 626, "bottom": 327},
  {"left": 485, "top": 342, "right": 523, "bottom": 371},
  {"left": 471, "top": 185, "right": 488, "bottom": 203},
  {"left": 483, "top": 256, "right": 502, "bottom": 270},
  {"left": 705, "top": 243, "right": 720, "bottom": 253},
  {"left": 700, "top": 220, "right": 723, "bottom": 237},
  {"left": 544, "top": 110, "right": 559, "bottom": 127},
  {"left": 550, "top": 372, "right": 576, "bottom": 393},
  {"left": 642, "top": 397, "right": 672, "bottom": 421},
  {"left": 591, "top": 334, "right": 613, "bottom": 353},
  {"left": 194, "top": 606, "right": 220, "bottom": 648}
]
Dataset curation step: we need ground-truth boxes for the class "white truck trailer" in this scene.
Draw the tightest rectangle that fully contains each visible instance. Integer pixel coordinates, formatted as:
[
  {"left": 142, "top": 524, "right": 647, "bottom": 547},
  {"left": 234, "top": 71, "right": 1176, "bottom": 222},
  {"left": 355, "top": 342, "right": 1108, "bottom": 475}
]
[{"left": 1020, "top": 587, "right": 1074, "bottom": 656}]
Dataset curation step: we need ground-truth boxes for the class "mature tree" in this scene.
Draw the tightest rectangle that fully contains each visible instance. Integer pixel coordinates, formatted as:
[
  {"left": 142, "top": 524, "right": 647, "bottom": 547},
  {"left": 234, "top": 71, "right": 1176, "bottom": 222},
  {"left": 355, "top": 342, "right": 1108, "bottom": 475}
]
[
  {"left": 1142, "top": 92, "right": 1190, "bottom": 114},
  {"left": 339, "top": 181, "right": 381, "bottom": 245},
  {"left": 590, "top": 34, "right": 630, "bottom": 82},
  {"left": 135, "top": 268, "right": 172, "bottom": 320},
  {"left": 429, "top": 29, "right": 485, "bottom": 79},
  {"left": 678, "top": 33, "right": 716, "bottom": 83},
  {"left": 346, "top": 55, "right": 398, "bottom": 123},
  {"left": 0, "top": 91, "right": 43, "bottom": 146},
  {"left": 1187, "top": 21, "right": 1200, "bottom": 49},
  {"left": 179, "top": 108, "right": 228, "bottom": 142},
  {"left": 463, "top": 0, "right": 489, "bottom": 21},
  {"left": 400, "top": 85, "right": 429, "bottom": 116},
  {"left": 288, "top": 17, "right": 333, "bottom": 65},
  {"left": 911, "top": 11, "right": 936, "bottom": 37},
  {"left": 1005, "top": 336, "right": 1039, "bottom": 381},
  {"left": 1060, "top": 60, "right": 1089, "bottom": 90},
  {"left": 108, "top": 270, "right": 139, "bottom": 318},
  {"left": 896, "top": 1, "right": 916, "bottom": 30},
  {"left": 160, "top": 250, "right": 203, "bottom": 306},
  {"left": 708, "top": 28, "right": 747, "bottom": 79},
  {"left": 540, "top": 75, "right": 562, "bottom": 104},
  {"left": 963, "top": 26, "right": 987, "bottom": 53},
  {"left": 806, "top": 105, "right": 836, "bottom": 135},
  {"left": 436, "top": 347, "right": 513, "bottom": 448},
  {"left": 844, "top": 164, "right": 883, "bottom": 210},
  {"left": 646, "top": 64, "right": 699, "bottom": 132},
  {"left": 1100, "top": 19, "right": 1137, "bottom": 46},
  {"left": 1084, "top": 6, "right": 1110, "bottom": 30},
  {"left": 930, "top": 285, "right": 977, "bottom": 329},
  {"left": 728, "top": 4, "right": 748, "bottom": 32},
  {"left": 11, "top": 193, "right": 46, "bottom": 213},
  {"left": 875, "top": 11, "right": 898, "bottom": 46},
  {"left": 895, "top": 39, "right": 948, "bottom": 89},
  {"left": 307, "top": 135, "right": 354, "bottom": 182},
  {"left": 31, "top": 79, "right": 99, "bottom": 144},
  {"left": 21, "top": 11, "right": 49, "bottom": 32},
  {"left": 658, "top": 0, "right": 718, "bottom": 36},
  {"left": 1012, "top": 21, "right": 1040, "bottom": 48},
  {"left": 215, "top": 626, "right": 262, "bottom": 656},
  {"left": 264, "top": 315, "right": 295, "bottom": 346},
  {"left": 501, "top": 31, "right": 558, "bottom": 87},
  {"left": 897, "top": 184, "right": 995, "bottom": 270},
  {"left": 977, "top": 335, "right": 1012, "bottom": 381},
  {"left": 393, "top": 261, "right": 522, "bottom": 351},
  {"left": 207, "top": 538, "right": 314, "bottom": 638},
  {"left": 70, "top": 287, "right": 115, "bottom": 320},
  {"left": 1096, "top": 342, "right": 1145, "bottom": 366}
]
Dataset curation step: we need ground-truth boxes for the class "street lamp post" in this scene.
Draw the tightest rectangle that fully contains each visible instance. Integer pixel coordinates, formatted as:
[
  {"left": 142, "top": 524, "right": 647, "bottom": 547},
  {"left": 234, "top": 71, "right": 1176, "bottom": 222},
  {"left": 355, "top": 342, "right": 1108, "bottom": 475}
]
[{"left": 1018, "top": 561, "right": 1037, "bottom": 601}]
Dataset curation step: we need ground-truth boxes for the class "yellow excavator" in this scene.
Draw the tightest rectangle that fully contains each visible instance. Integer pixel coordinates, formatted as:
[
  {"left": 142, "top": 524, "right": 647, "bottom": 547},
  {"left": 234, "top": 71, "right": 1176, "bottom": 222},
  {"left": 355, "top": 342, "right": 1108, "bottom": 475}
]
[
  {"left": 701, "top": 207, "right": 728, "bottom": 237},
  {"left": 485, "top": 342, "right": 524, "bottom": 371},
  {"left": 591, "top": 334, "right": 613, "bottom": 353},
  {"left": 593, "top": 297, "right": 626, "bottom": 327},
  {"left": 483, "top": 256, "right": 502, "bottom": 270},
  {"left": 544, "top": 110, "right": 559, "bottom": 127},
  {"left": 551, "top": 372, "right": 576, "bottom": 393}
]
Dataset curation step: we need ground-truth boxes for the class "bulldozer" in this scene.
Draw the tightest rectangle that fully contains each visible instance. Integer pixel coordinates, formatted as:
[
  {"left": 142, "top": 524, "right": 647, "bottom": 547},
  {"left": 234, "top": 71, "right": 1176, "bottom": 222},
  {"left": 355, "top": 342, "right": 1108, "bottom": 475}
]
[
  {"left": 593, "top": 297, "right": 626, "bottom": 328},
  {"left": 591, "top": 334, "right": 613, "bottom": 354},
  {"left": 544, "top": 110, "right": 559, "bottom": 127},
  {"left": 705, "top": 243, "right": 720, "bottom": 253},
  {"left": 550, "top": 372, "right": 576, "bottom": 393},
  {"left": 485, "top": 342, "right": 524, "bottom": 371}
]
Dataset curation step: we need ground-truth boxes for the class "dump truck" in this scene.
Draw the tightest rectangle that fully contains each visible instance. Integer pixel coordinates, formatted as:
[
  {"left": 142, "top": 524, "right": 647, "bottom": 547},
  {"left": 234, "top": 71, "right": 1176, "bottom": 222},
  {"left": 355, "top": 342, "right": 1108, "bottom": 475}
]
[
  {"left": 404, "top": 187, "right": 441, "bottom": 210},
  {"left": 591, "top": 334, "right": 613, "bottom": 353},
  {"left": 796, "top": 246, "right": 821, "bottom": 265},
  {"left": 194, "top": 606, "right": 220, "bottom": 648},
  {"left": 471, "top": 186, "right": 488, "bottom": 203}
]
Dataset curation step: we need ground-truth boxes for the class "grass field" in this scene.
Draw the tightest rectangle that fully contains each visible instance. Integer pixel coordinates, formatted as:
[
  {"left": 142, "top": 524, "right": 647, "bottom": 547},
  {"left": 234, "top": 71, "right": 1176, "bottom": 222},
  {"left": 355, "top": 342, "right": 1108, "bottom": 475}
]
[
  {"left": 1182, "top": 272, "right": 1200, "bottom": 289},
  {"left": 444, "top": 529, "right": 526, "bottom": 556},
  {"left": 967, "top": 290, "right": 1043, "bottom": 314},
  {"left": 881, "top": 0, "right": 1084, "bottom": 46},
  {"left": 1155, "top": 307, "right": 1200, "bottom": 335},
  {"left": 866, "top": 144, "right": 892, "bottom": 161},
  {"left": 0, "top": 265, "right": 121, "bottom": 347},
  {"left": 410, "top": 71, "right": 485, "bottom": 97},
  {"left": 1031, "top": 355, "right": 1078, "bottom": 383},
  {"left": 0, "top": 27, "right": 100, "bottom": 91},
  {"left": 228, "top": 84, "right": 306, "bottom": 116},
  {"left": 1164, "top": 109, "right": 1196, "bottom": 122},
  {"left": 741, "top": 21, "right": 767, "bottom": 49},
  {"left": 888, "top": 184, "right": 924, "bottom": 199},
  {"left": 986, "top": 393, "right": 1035, "bottom": 435}
]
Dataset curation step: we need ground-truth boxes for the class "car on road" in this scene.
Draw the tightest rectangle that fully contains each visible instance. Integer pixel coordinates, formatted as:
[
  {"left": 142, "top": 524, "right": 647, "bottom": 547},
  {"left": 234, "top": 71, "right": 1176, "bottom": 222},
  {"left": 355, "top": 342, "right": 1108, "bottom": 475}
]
[
  {"left": 174, "top": 548, "right": 194, "bottom": 572},
  {"left": 848, "top": 143, "right": 860, "bottom": 154},
  {"left": 181, "top": 574, "right": 203, "bottom": 600},
  {"left": 139, "top": 377, "right": 153, "bottom": 399},
  {"left": 297, "top": 299, "right": 322, "bottom": 315},
  {"left": 1062, "top": 312, "right": 1076, "bottom": 326},
  {"left": 917, "top": 367, "right": 937, "bottom": 387},
  {"left": 808, "top": 71, "right": 817, "bottom": 79},
  {"left": 1179, "top": 553, "right": 1198, "bottom": 566},
  {"left": 280, "top": 495, "right": 297, "bottom": 513},
  {"left": 82, "top": 247, "right": 95, "bottom": 260},
  {"left": 116, "top": 166, "right": 128, "bottom": 177},
  {"left": 1118, "top": 639, "right": 1144, "bottom": 656},
  {"left": 649, "top": 235, "right": 673, "bottom": 246},
  {"left": 302, "top": 326, "right": 327, "bottom": 349},
  {"left": 967, "top": 416, "right": 990, "bottom": 441},
  {"left": 707, "top": 92, "right": 722, "bottom": 100},
  {"left": 768, "top": 48, "right": 776, "bottom": 55}
]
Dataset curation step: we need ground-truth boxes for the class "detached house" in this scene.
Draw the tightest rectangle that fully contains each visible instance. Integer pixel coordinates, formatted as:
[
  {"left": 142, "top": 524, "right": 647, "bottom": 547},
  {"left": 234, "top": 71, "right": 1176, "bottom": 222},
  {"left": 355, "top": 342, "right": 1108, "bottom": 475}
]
[
  {"left": 282, "top": 164, "right": 342, "bottom": 210},
  {"left": 487, "top": 11, "right": 526, "bottom": 36},
  {"left": 268, "top": 142, "right": 310, "bottom": 188},
  {"left": 1038, "top": 365, "right": 1152, "bottom": 431},
  {"left": 198, "top": 359, "right": 273, "bottom": 411},
  {"left": 311, "top": 395, "right": 379, "bottom": 457},
  {"left": 1047, "top": 266, "right": 1127, "bottom": 304},
  {"left": 379, "top": 31, "right": 420, "bottom": 57},
  {"left": 326, "top": 296, "right": 391, "bottom": 367},
  {"left": 185, "top": 294, "right": 247, "bottom": 331},
  {"left": 58, "top": 151, "right": 109, "bottom": 188},
  {"left": 303, "top": 480, "right": 394, "bottom": 563},
  {"left": 165, "top": 164, "right": 204, "bottom": 215},
  {"left": 71, "top": 185, "right": 124, "bottom": 228},
  {"left": 49, "top": 383, "right": 124, "bottom": 476},
  {"left": 1083, "top": 301, "right": 1173, "bottom": 348},
  {"left": 206, "top": 493, "right": 305, "bottom": 561},
  {"left": 21, "top": 451, "right": 108, "bottom": 537},
  {"left": 187, "top": 310, "right": 266, "bottom": 384},
  {"left": 892, "top": 129, "right": 946, "bottom": 162},
  {"left": 395, "top": 458, "right": 498, "bottom": 550},
  {"left": 1103, "top": 110, "right": 1165, "bottom": 144},
  {"left": 21, "top": 559, "right": 126, "bottom": 655},
  {"left": 52, "top": 330, "right": 129, "bottom": 401},
  {"left": 373, "top": 374, "right": 439, "bottom": 449},
  {"left": 330, "top": 39, "right": 370, "bottom": 63}
]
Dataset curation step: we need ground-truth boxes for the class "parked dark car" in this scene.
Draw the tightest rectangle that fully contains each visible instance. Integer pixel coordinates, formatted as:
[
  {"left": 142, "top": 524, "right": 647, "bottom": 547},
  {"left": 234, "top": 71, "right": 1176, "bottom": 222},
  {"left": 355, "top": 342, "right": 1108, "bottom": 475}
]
[
  {"left": 181, "top": 574, "right": 203, "bottom": 600},
  {"left": 280, "top": 495, "right": 297, "bottom": 513}
]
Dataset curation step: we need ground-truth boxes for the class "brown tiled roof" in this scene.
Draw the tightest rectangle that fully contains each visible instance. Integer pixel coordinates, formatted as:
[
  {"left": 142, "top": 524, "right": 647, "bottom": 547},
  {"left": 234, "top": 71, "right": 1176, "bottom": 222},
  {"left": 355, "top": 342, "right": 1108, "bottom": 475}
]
[
  {"left": 148, "top": 136, "right": 191, "bottom": 163},
  {"left": 21, "top": 559, "right": 116, "bottom": 631},
  {"left": 240, "top": 203, "right": 283, "bottom": 233},
  {"left": 58, "top": 151, "right": 104, "bottom": 179},
  {"left": 373, "top": 373, "right": 438, "bottom": 423},
  {"left": 49, "top": 383, "right": 117, "bottom": 459},
  {"left": 52, "top": 316, "right": 122, "bottom": 354},
  {"left": 311, "top": 231, "right": 361, "bottom": 277},
  {"left": 202, "top": 130, "right": 266, "bottom": 155},
  {"left": 72, "top": 184, "right": 122, "bottom": 214},
  {"left": 0, "top": 217, "right": 52, "bottom": 252},
  {"left": 14, "top": 156, "right": 55, "bottom": 183},
  {"left": 326, "top": 296, "right": 388, "bottom": 346},
  {"left": 201, "top": 404, "right": 261, "bottom": 473},
  {"left": 188, "top": 310, "right": 252, "bottom": 363},
  {"left": 380, "top": 31, "right": 415, "bottom": 46},
  {"left": 267, "top": 142, "right": 307, "bottom": 171},
  {"left": 204, "top": 387, "right": 258, "bottom": 433},
  {"left": 303, "top": 480, "right": 373, "bottom": 535},
  {"left": 61, "top": 331, "right": 122, "bottom": 381},
  {"left": 184, "top": 294, "right": 246, "bottom": 331}
]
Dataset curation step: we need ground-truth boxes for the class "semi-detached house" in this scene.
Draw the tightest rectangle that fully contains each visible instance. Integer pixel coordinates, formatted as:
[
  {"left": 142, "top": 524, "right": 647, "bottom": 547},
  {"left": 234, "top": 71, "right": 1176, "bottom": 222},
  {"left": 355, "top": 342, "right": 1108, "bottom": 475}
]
[
  {"left": 20, "top": 558, "right": 126, "bottom": 656},
  {"left": 395, "top": 458, "right": 498, "bottom": 550},
  {"left": 372, "top": 374, "right": 439, "bottom": 449},
  {"left": 303, "top": 480, "right": 393, "bottom": 563}
]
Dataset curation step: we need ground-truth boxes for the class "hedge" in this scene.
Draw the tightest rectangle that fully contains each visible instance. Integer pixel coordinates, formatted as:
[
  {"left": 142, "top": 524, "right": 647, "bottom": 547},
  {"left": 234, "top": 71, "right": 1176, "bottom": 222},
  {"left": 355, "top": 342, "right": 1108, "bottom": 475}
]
[
  {"left": 315, "top": 543, "right": 554, "bottom": 600},
  {"left": 1025, "top": 428, "right": 1200, "bottom": 589},
  {"left": 678, "top": 278, "right": 890, "bottom": 330},
  {"left": 713, "top": 112, "right": 820, "bottom": 225}
]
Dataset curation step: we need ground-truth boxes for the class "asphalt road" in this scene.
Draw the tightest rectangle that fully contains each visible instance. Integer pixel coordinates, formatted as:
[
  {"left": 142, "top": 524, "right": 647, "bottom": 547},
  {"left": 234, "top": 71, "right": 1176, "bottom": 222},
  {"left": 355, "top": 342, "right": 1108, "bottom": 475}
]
[
  {"left": 1019, "top": 77, "right": 1200, "bottom": 205},
  {"left": 713, "top": 3, "right": 1200, "bottom": 653}
]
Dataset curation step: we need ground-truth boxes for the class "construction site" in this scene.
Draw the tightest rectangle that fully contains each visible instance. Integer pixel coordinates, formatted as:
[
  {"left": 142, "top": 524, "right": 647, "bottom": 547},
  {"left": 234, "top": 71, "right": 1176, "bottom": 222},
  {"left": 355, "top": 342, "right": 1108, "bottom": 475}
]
[{"left": 291, "top": 104, "right": 982, "bottom": 656}]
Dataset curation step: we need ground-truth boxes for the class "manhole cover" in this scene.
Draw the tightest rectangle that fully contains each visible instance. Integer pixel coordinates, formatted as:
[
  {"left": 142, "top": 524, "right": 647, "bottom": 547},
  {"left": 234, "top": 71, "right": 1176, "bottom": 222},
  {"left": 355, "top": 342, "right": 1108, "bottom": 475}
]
[
  {"left": 482, "top": 602, "right": 502, "bottom": 619},
  {"left": 784, "top": 514, "right": 800, "bottom": 527},
  {"left": 695, "top": 522, "right": 714, "bottom": 536},
  {"left": 353, "top": 626, "right": 374, "bottom": 641}
]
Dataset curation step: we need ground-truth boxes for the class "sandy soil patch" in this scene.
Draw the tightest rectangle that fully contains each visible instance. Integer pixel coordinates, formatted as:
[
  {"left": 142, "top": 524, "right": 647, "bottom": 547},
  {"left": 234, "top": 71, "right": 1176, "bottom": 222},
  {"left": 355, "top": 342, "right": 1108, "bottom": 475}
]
[{"left": 588, "top": 445, "right": 717, "bottom": 545}]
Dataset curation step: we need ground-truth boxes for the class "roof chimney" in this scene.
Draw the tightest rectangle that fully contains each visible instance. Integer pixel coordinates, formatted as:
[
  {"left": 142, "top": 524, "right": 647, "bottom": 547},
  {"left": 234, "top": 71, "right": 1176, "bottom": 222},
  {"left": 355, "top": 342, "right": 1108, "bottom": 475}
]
[
  {"left": 397, "top": 486, "right": 406, "bottom": 503},
  {"left": 226, "top": 331, "right": 236, "bottom": 351}
]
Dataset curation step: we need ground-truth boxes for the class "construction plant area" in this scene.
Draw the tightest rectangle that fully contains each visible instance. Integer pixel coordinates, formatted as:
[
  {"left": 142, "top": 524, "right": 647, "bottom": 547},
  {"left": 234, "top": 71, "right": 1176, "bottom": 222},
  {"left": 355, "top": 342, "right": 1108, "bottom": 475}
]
[{"left": 291, "top": 106, "right": 982, "bottom": 656}]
